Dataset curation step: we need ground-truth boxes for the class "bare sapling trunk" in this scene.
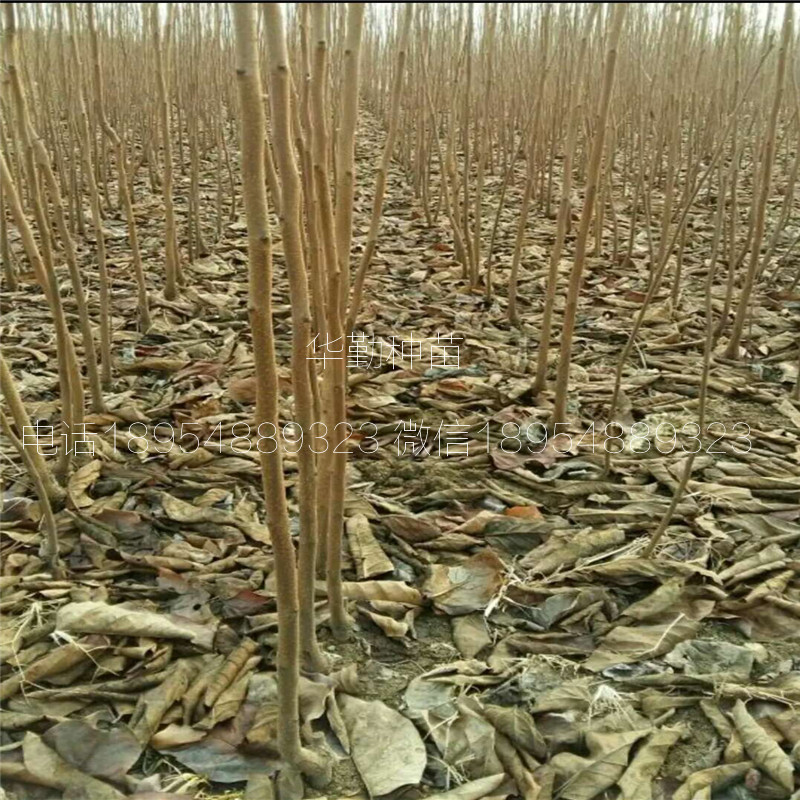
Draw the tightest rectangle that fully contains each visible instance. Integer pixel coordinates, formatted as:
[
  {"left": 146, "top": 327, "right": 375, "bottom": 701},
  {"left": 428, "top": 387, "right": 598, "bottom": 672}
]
[
  {"left": 4, "top": 11, "right": 54, "bottom": 283},
  {"left": 649, "top": 95, "right": 679, "bottom": 295},
  {"left": 151, "top": 3, "right": 181, "bottom": 300},
  {"left": 325, "top": 2, "right": 366, "bottom": 643},
  {"left": 763, "top": 95, "right": 800, "bottom": 275},
  {"left": 310, "top": 4, "right": 340, "bottom": 578},
  {"left": 0, "top": 179, "right": 18, "bottom": 291},
  {"left": 36, "top": 144, "right": 106, "bottom": 414},
  {"left": 264, "top": 131, "right": 283, "bottom": 221},
  {"left": 4, "top": 3, "right": 87, "bottom": 439},
  {"left": 645, "top": 170, "right": 726, "bottom": 557},
  {"left": 0, "top": 350, "right": 64, "bottom": 505},
  {"left": 485, "top": 6, "right": 534, "bottom": 299},
  {"left": 261, "top": 1, "right": 328, "bottom": 673},
  {"left": 725, "top": 4, "right": 793, "bottom": 358},
  {"left": 424, "top": 73, "right": 470, "bottom": 283},
  {"left": 67, "top": 4, "right": 112, "bottom": 389},
  {"left": 0, "top": 152, "right": 81, "bottom": 481},
  {"left": 551, "top": 4, "right": 627, "bottom": 425},
  {"left": 88, "top": 3, "right": 151, "bottom": 332},
  {"left": 485, "top": 133, "right": 526, "bottom": 301},
  {"left": 230, "top": 3, "right": 329, "bottom": 787},
  {"left": 346, "top": 3, "right": 412, "bottom": 335},
  {"left": 461, "top": 5, "right": 475, "bottom": 282},
  {"left": 213, "top": 5, "right": 225, "bottom": 243},
  {"left": 0, "top": 405, "right": 62, "bottom": 576},
  {"left": 506, "top": 155, "right": 535, "bottom": 326},
  {"left": 187, "top": 5, "right": 208, "bottom": 260},
  {"left": 604, "top": 48, "right": 772, "bottom": 475},
  {"left": 532, "top": 5, "right": 598, "bottom": 387},
  {"left": 297, "top": 4, "right": 327, "bottom": 354},
  {"left": 470, "top": 6, "right": 496, "bottom": 290}
]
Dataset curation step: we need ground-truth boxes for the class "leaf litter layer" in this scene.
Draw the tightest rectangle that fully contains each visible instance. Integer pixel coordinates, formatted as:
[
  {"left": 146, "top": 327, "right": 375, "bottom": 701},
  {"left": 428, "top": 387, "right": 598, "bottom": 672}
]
[{"left": 2, "top": 94, "right": 800, "bottom": 800}]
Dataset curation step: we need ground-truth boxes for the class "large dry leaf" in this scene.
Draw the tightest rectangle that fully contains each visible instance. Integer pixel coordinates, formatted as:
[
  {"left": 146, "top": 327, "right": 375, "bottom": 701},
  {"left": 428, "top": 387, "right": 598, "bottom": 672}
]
[
  {"left": 584, "top": 616, "right": 703, "bottom": 672},
  {"left": 197, "top": 671, "right": 252, "bottom": 730},
  {"left": 531, "top": 680, "right": 594, "bottom": 714},
  {"left": 550, "top": 729, "right": 648, "bottom": 800},
  {"left": 157, "top": 735, "right": 279, "bottom": 783},
  {"left": 149, "top": 724, "right": 206, "bottom": 749},
  {"left": 67, "top": 460, "right": 103, "bottom": 508},
  {"left": 731, "top": 699, "right": 794, "bottom": 791},
  {"left": 442, "top": 700, "right": 505, "bottom": 780},
  {"left": 452, "top": 614, "right": 492, "bottom": 658},
  {"left": 341, "top": 579, "right": 422, "bottom": 605},
  {"left": 130, "top": 658, "right": 202, "bottom": 744},
  {"left": 204, "top": 638, "right": 260, "bottom": 707},
  {"left": 699, "top": 700, "right": 744, "bottom": 762},
  {"left": 405, "top": 671, "right": 458, "bottom": 727},
  {"left": 424, "top": 773, "right": 507, "bottom": 800},
  {"left": 664, "top": 640, "right": 754, "bottom": 682},
  {"left": 717, "top": 543, "right": 787, "bottom": 584},
  {"left": 0, "top": 638, "right": 108, "bottom": 701},
  {"left": 347, "top": 513, "right": 394, "bottom": 578},
  {"left": 520, "top": 526, "right": 626, "bottom": 574},
  {"left": 406, "top": 682, "right": 503, "bottom": 781},
  {"left": 620, "top": 578, "right": 686, "bottom": 622},
  {"left": 56, "top": 601, "right": 217, "bottom": 650},
  {"left": 482, "top": 704, "right": 547, "bottom": 760},
  {"left": 359, "top": 605, "right": 412, "bottom": 638},
  {"left": 383, "top": 513, "right": 440, "bottom": 543},
  {"left": 672, "top": 762, "right": 754, "bottom": 800},
  {"left": 43, "top": 720, "right": 142, "bottom": 781},
  {"left": 617, "top": 727, "right": 683, "bottom": 800},
  {"left": 770, "top": 709, "right": 800, "bottom": 751},
  {"left": 160, "top": 492, "right": 270, "bottom": 544},
  {"left": 425, "top": 549, "right": 505, "bottom": 615},
  {"left": 22, "top": 733, "right": 125, "bottom": 800},
  {"left": 338, "top": 694, "right": 426, "bottom": 797}
]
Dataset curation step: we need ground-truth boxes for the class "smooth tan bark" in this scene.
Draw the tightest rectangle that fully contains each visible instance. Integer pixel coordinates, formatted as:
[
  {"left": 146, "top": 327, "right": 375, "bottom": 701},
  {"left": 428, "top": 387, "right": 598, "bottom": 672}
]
[
  {"left": 0, "top": 152, "right": 80, "bottom": 481},
  {"left": 87, "top": 3, "right": 152, "bottom": 332},
  {"left": 346, "top": 3, "right": 413, "bottom": 335},
  {"left": 646, "top": 172, "right": 726, "bottom": 557},
  {"left": 0, "top": 351, "right": 64, "bottom": 505},
  {"left": 325, "top": 3, "right": 366, "bottom": 643},
  {"left": 151, "top": 4, "right": 181, "bottom": 299},
  {"left": 67, "top": 4, "right": 112, "bottom": 389},
  {"left": 231, "top": 3, "right": 329, "bottom": 786},
  {"left": 532, "top": 6, "right": 598, "bottom": 386},
  {"left": 725, "top": 4, "right": 793, "bottom": 358},
  {"left": 552, "top": 5, "right": 627, "bottom": 425},
  {"left": 0, "top": 407, "right": 63, "bottom": 576},
  {"left": 309, "top": 4, "right": 339, "bottom": 579},
  {"left": 262, "top": 1, "right": 329, "bottom": 672}
]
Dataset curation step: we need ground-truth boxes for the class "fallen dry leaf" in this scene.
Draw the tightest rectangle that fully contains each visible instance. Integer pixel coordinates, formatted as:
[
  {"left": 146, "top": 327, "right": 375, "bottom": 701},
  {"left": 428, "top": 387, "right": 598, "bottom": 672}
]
[
  {"left": 339, "top": 694, "right": 427, "bottom": 797},
  {"left": 425, "top": 549, "right": 505, "bottom": 615}
]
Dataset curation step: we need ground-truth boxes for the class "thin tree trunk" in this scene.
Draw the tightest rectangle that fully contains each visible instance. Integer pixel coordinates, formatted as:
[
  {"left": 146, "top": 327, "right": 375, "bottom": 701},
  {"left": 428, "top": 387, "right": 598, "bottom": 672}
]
[
  {"left": 151, "top": 4, "right": 181, "bottom": 299},
  {"left": 0, "top": 153, "right": 80, "bottom": 480},
  {"left": 231, "top": 3, "right": 329, "bottom": 787},
  {"left": 346, "top": 3, "right": 412, "bottom": 335},
  {"left": 552, "top": 5, "right": 627, "bottom": 425},
  {"left": 725, "top": 4, "right": 793, "bottom": 358},
  {"left": 64, "top": 9, "right": 111, "bottom": 390},
  {"left": 0, "top": 406, "right": 63, "bottom": 576},
  {"left": 325, "top": 3, "right": 366, "bottom": 643},
  {"left": 88, "top": 3, "right": 151, "bottom": 332},
  {"left": 262, "top": 1, "right": 329, "bottom": 672}
]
